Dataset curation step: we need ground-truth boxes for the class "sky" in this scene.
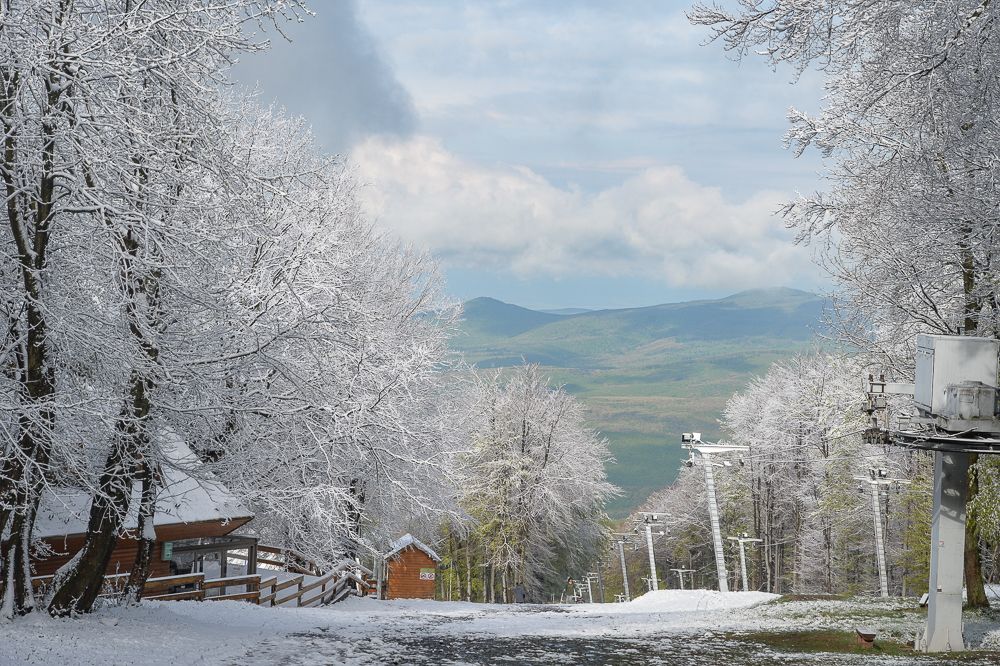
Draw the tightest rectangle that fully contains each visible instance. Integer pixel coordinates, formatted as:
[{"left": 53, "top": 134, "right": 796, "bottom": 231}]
[{"left": 233, "top": 1, "right": 828, "bottom": 310}]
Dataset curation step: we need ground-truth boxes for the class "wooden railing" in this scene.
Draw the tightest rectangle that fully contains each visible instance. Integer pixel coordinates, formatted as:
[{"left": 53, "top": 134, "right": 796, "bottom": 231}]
[
  {"left": 31, "top": 547, "right": 371, "bottom": 608},
  {"left": 204, "top": 574, "right": 261, "bottom": 602},
  {"left": 145, "top": 573, "right": 210, "bottom": 601},
  {"left": 254, "top": 544, "right": 323, "bottom": 577},
  {"left": 254, "top": 560, "right": 372, "bottom": 607},
  {"left": 250, "top": 544, "right": 373, "bottom": 606},
  {"left": 31, "top": 571, "right": 261, "bottom": 604}
]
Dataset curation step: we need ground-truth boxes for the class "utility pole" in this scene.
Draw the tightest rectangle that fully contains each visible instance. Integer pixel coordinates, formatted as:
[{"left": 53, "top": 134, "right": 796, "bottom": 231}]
[
  {"left": 614, "top": 534, "right": 632, "bottom": 602},
  {"left": 636, "top": 513, "right": 665, "bottom": 592},
  {"left": 854, "top": 467, "right": 910, "bottom": 598},
  {"left": 670, "top": 568, "right": 695, "bottom": 590},
  {"left": 727, "top": 532, "right": 762, "bottom": 592},
  {"left": 681, "top": 432, "right": 748, "bottom": 593}
]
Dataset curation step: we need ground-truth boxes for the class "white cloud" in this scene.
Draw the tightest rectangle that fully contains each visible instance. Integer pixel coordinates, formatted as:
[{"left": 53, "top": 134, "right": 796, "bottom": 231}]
[{"left": 351, "top": 135, "right": 821, "bottom": 290}]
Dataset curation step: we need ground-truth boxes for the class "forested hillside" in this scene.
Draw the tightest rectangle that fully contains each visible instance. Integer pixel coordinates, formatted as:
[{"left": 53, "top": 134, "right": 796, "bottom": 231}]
[{"left": 453, "top": 288, "right": 828, "bottom": 516}]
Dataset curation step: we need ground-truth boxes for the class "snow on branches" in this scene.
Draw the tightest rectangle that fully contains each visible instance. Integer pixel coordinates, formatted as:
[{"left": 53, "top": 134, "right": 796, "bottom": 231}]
[
  {"left": 0, "top": 0, "right": 472, "bottom": 617},
  {"left": 455, "top": 365, "right": 616, "bottom": 601},
  {"left": 639, "top": 354, "right": 927, "bottom": 595}
]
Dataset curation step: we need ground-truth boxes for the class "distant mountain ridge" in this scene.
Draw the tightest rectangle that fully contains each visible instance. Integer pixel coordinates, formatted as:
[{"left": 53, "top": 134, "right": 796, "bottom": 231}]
[
  {"left": 460, "top": 297, "right": 562, "bottom": 338},
  {"left": 452, "top": 287, "right": 828, "bottom": 518},
  {"left": 458, "top": 287, "right": 825, "bottom": 367}
]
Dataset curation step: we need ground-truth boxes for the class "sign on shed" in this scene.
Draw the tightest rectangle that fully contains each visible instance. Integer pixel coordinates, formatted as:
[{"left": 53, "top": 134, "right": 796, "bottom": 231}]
[{"left": 383, "top": 534, "right": 441, "bottom": 600}]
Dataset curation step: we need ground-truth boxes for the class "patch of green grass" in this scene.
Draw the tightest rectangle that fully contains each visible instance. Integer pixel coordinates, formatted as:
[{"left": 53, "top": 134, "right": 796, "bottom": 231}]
[
  {"left": 733, "top": 629, "right": 916, "bottom": 656},
  {"left": 744, "top": 629, "right": 920, "bottom": 657},
  {"left": 964, "top": 607, "right": 1000, "bottom": 620},
  {"left": 733, "top": 629, "right": 1000, "bottom": 661}
]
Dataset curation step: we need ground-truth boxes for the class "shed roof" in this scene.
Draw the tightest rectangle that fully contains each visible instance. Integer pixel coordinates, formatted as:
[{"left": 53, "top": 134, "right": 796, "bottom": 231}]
[
  {"left": 34, "top": 431, "right": 253, "bottom": 540},
  {"left": 384, "top": 533, "right": 442, "bottom": 563}
]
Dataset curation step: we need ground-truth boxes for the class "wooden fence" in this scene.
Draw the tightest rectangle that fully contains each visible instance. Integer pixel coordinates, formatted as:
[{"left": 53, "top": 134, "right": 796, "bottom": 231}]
[
  {"left": 32, "top": 571, "right": 261, "bottom": 603},
  {"left": 256, "top": 560, "right": 372, "bottom": 607},
  {"left": 31, "top": 549, "right": 370, "bottom": 608}
]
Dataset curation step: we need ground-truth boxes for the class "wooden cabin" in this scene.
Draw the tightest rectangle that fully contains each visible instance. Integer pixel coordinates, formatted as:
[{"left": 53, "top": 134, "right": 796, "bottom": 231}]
[
  {"left": 32, "top": 434, "right": 255, "bottom": 580},
  {"left": 382, "top": 534, "right": 441, "bottom": 600}
]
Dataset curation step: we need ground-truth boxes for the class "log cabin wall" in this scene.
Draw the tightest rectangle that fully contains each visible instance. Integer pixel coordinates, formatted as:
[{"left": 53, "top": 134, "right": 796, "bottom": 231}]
[
  {"left": 32, "top": 518, "right": 251, "bottom": 578},
  {"left": 386, "top": 546, "right": 437, "bottom": 600}
]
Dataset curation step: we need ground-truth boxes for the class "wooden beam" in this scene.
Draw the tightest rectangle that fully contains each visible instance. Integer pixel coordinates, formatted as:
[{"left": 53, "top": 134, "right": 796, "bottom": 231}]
[
  {"left": 206, "top": 591, "right": 260, "bottom": 603},
  {"left": 145, "top": 589, "right": 206, "bottom": 601}
]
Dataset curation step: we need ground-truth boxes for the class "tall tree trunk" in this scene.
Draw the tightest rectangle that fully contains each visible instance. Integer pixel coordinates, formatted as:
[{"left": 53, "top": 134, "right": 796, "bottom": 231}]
[
  {"left": 48, "top": 368, "right": 151, "bottom": 616},
  {"left": 1, "top": 499, "right": 41, "bottom": 618},
  {"left": 482, "top": 556, "right": 488, "bottom": 603},
  {"left": 0, "top": 27, "right": 65, "bottom": 613},
  {"left": 464, "top": 541, "right": 472, "bottom": 602},
  {"left": 123, "top": 462, "right": 157, "bottom": 605},
  {"left": 0, "top": 239, "right": 58, "bottom": 618},
  {"left": 49, "top": 154, "right": 162, "bottom": 614},
  {"left": 958, "top": 230, "right": 990, "bottom": 608},
  {"left": 0, "top": 405, "right": 53, "bottom": 617},
  {"left": 965, "top": 454, "right": 990, "bottom": 608},
  {"left": 452, "top": 534, "right": 466, "bottom": 602}
]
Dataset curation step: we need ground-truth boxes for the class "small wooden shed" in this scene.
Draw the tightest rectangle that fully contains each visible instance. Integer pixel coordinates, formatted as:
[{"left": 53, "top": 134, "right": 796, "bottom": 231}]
[
  {"left": 32, "top": 434, "right": 254, "bottom": 580},
  {"left": 382, "top": 534, "right": 441, "bottom": 600}
]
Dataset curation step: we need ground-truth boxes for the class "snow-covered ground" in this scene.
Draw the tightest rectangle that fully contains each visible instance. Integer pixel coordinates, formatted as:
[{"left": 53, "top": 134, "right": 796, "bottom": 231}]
[{"left": 1, "top": 591, "right": 997, "bottom": 665}]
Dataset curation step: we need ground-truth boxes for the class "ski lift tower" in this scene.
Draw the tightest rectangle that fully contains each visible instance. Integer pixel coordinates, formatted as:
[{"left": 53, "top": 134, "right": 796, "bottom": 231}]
[
  {"left": 868, "top": 334, "right": 1000, "bottom": 652},
  {"left": 853, "top": 468, "right": 910, "bottom": 598},
  {"left": 636, "top": 513, "right": 666, "bottom": 591},
  {"left": 681, "top": 432, "right": 748, "bottom": 592},
  {"left": 613, "top": 533, "right": 635, "bottom": 602},
  {"left": 670, "top": 568, "right": 695, "bottom": 590},
  {"left": 586, "top": 570, "right": 605, "bottom": 603},
  {"left": 726, "top": 532, "right": 762, "bottom": 592}
]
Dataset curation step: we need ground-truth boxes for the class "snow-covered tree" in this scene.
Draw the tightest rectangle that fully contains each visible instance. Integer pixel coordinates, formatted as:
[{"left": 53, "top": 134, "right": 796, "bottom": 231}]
[
  {"left": 0, "top": 0, "right": 306, "bottom": 616},
  {"left": 1, "top": 0, "right": 473, "bottom": 618},
  {"left": 205, "top": 160, "right": 469, "bottom": 566},
  {"left": 457, "top": 365, "right": 616, "bottom": 602},
  {"left": 638, "top": 353, "right": 925, "bottom": 595}
]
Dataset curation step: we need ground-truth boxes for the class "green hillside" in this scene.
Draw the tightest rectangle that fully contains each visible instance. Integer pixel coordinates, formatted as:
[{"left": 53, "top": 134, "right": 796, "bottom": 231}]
[
  {"left": 451, "top": 287, "right": 827, "bottom": 518},
  {"left": 460, "top": 297, "right": 562, "bottom": 343}
]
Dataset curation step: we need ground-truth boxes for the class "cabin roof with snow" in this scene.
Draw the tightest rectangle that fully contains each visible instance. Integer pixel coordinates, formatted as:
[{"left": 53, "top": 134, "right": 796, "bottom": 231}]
[
  {"left": 384, "top": 533, "right": 441, "bottom": 563},
  {"left": 34, "top": 432, "right": 253, "bottom": 539}
]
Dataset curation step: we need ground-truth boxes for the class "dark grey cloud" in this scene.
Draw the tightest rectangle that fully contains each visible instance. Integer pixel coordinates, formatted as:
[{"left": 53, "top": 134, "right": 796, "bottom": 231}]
[{"left": 233, "top": 1, "right": 416, "bottom": 153}]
